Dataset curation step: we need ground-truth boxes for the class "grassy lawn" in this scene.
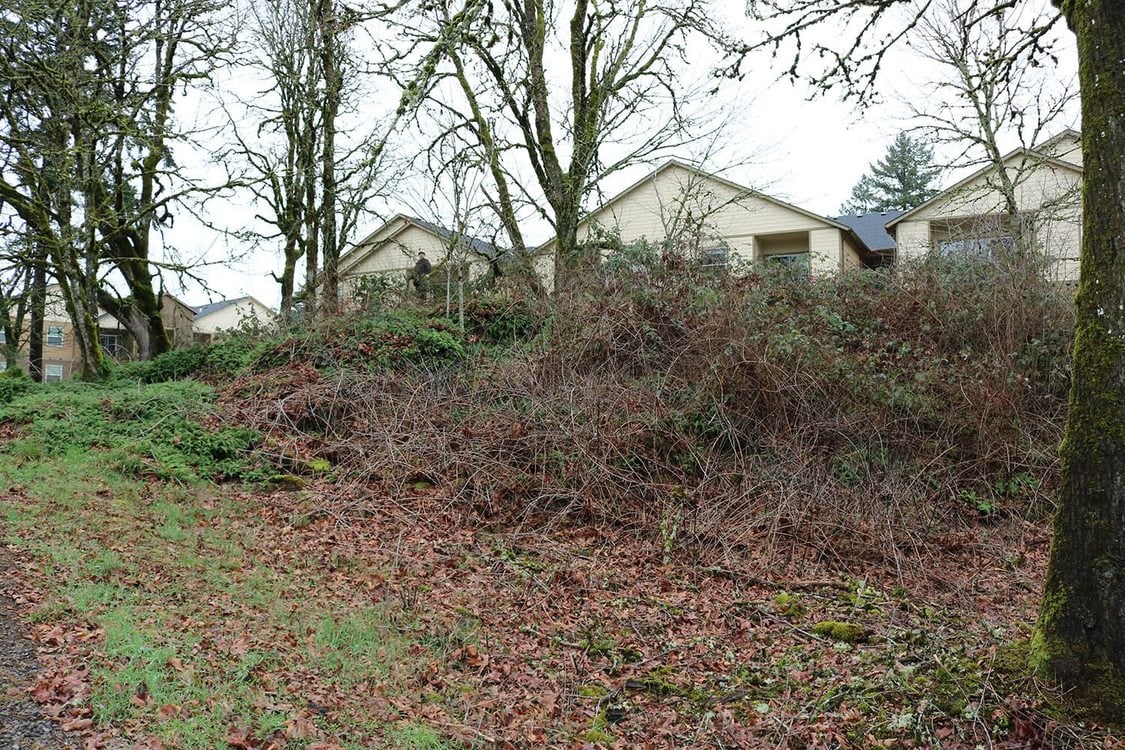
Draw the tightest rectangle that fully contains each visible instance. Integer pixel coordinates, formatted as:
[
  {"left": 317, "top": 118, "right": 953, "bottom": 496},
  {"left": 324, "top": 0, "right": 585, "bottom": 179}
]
[{"left": 1, "top": 380, "right": 447, "bottom": 749}]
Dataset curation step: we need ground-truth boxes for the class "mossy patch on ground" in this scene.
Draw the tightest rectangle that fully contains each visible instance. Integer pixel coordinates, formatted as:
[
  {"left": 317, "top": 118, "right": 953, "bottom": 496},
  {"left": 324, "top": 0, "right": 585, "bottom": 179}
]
[{"left": 812, "top": 620, "right": 866, "bottom": 643}]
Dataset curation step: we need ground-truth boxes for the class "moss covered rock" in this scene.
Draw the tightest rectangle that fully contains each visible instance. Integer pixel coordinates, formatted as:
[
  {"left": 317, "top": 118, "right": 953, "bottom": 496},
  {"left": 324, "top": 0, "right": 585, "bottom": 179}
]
[{"left": 812, "top": 620, "right": 866, "bottom": 643}]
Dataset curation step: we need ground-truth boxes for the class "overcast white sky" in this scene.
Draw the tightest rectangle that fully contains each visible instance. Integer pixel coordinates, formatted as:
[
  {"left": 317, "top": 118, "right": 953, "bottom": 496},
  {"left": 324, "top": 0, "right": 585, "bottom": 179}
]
[{"left": 162, "top": 0, "right": 1079, "bottom": 310}]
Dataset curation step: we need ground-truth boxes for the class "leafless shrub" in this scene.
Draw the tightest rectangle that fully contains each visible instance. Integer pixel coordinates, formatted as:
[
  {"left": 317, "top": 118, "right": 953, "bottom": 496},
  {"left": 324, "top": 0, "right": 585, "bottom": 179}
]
[{"left": 220, "top": 254, "right": 1071, "bottom": 567}]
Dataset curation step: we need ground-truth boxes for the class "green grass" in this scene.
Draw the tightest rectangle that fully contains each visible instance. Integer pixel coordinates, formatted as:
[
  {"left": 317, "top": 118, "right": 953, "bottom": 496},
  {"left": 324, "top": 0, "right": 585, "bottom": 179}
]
[
  {"left": 386, "top": 722, "right": 452, "bottom": 749},
  {"left": 313, "top": 606, "right": 410, "bottom": 686},
  {"left": 0, "top": 378, "right": 443, "bottom": 747}
]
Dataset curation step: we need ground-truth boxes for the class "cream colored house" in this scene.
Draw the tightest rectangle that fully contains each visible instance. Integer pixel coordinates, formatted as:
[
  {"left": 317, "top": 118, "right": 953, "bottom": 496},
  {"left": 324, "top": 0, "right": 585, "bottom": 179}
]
[
  {"left": 193, "top": 296, "right": 275, "bottom": 343},
  {"left": 533, "top": 160, "right": 875, "bottom": 287},
  {"left": 888, "top": 130, "right": 1083, "bottom": 281},
  {"left": 338, "top": 215, "right": 500, "bottom": 298}
]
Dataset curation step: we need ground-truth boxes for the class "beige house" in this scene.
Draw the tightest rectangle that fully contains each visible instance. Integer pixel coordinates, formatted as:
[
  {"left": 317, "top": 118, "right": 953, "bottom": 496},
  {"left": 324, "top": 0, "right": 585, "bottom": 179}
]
[
  {"left": 97, "top": 294, "right": 197, "bottom": 356},
  {"left": 533, "top": 160, "right": 876, "bottom": 287},
  {"left": 338, "top": 215, "right": 500, "bottom": 299},
  {"left": 0, "top": 287, "right": 84, "bottom": 381},
  {"left": 193, "top": 296, "right": 275, "bottom": 343},
  {"left": 888, "top": 130, "right": 1083, "bottom": 281}
]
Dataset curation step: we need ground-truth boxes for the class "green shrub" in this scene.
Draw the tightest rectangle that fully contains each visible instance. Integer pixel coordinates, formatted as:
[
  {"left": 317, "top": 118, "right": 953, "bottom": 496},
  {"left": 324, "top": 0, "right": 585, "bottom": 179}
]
[
  {"left": 0, "top": 367, "right": 32, "bottom": 404},
  {"left": 351, "top": 272, "right": 406, "bottom": 313},
  {"left": 113, "top": 347, "right": 208, "bottom": 384},
  {"left": 112, "top": 336, "right": 266, "bottom": 384},
  {"left": 201, "top": 337, "right": 260, "bottom": 377},
  {"left": 0, "top": 380, "right": 262, "bottom": 483},
  {"left": 458, "top": 296, "right": 543, "bottom": 344}
]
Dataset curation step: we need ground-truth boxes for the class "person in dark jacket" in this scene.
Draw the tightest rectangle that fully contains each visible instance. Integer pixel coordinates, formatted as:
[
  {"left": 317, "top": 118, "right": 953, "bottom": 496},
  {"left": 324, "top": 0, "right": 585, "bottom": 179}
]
[{"left": 412, "top": 252, "right": 432, "bottom": 298}]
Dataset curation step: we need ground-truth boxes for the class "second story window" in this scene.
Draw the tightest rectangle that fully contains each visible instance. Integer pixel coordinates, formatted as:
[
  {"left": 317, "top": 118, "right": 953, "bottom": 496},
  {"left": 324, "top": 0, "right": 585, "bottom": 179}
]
[{"left": 46, "top": 326, "right": 64, "bottom": 346}]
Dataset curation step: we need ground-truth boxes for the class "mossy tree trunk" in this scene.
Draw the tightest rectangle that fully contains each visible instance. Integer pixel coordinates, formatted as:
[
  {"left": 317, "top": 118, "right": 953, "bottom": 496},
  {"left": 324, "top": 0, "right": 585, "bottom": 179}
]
[
  {"left": 1035, "top": 0, "right": 1125, "bottom": 722},
  {"left": 445, "top": 45, "right": 545, "bottom": 298},
  {"left": 26, "top": 246, "right": 46, "bottom": 382},
  {"left": 315, "top": 0, "right": 341, "bottom": 317}
]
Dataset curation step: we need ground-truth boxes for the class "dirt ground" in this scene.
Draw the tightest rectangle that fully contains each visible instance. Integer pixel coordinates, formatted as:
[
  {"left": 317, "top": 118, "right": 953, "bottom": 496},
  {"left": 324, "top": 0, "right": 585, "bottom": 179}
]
[
  {"left": 0, "top": 550, "right": 76, "bottom": 750},
  {"left": 2, "top": 489, "right": 1122, "bottom": 748}
]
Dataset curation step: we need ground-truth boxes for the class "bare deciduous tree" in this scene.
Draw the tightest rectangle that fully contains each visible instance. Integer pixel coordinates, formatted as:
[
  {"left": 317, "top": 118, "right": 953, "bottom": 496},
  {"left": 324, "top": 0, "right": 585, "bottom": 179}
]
[
  {"left": 90, "top": 0, "right": 239, "bottom": 360},
  {"left": 0, "top": 0, "right": 111, "bottom": 377},
  {"left": 390, "top": 0, "right": 746, "bottom": 292},
  {"left": 0, "top": 241, "right": 33, "bottom": 373},
  {"left": 231, "top": 0, "right": 397, "bottom": 319},
  {"left": 904, "top": 0, "right": 1077, "bottom": 255},
  {"left": 1, "top": 0, "right": 238, "bottom": 374}
]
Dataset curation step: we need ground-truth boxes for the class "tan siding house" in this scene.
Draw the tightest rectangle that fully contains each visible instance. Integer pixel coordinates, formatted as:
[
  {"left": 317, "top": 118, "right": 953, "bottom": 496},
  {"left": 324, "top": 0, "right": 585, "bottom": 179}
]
[
  {"left": 35, "top": 289, "right": 81, "bottom": 381},
  {"left": 339, "top": 215, "right": 499, "bottom": 299},
  {"left": 534, "top": 160, "right": 868, "bottom": 288},
  {"left": 97, "top": 294, "right": 197, "bottom": 356},
  {"left": 1, "top": 288, "right": 102, "bottom": 380},
  {"left": 888, "top": 131, "right": 1083, "bottom": 282}
]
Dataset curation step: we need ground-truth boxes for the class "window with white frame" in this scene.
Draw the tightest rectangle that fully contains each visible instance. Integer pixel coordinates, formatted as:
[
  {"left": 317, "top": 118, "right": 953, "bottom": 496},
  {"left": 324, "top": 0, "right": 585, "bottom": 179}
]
[
  {"left": 0, "top": 328, "right": 5, "bottom": 344},
  {"left": 44, "top": 364, "right": 64, "bottom": 382},
  {"left": 100, "top": 334, "right": 120, "bottom": 357},
  {"left": 46, "top": 326, "right": 64, "bottom": 346}
]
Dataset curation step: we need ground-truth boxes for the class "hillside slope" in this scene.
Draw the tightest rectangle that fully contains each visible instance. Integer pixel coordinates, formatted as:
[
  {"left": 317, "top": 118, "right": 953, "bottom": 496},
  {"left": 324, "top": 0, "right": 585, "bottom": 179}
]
[{"left": 2, "top": 258, "right": 1119, "bottom": 747}]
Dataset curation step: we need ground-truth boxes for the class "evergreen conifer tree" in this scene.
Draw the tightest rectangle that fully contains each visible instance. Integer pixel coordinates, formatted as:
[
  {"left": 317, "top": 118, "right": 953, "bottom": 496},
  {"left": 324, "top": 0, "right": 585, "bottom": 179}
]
[{"left": 840, "top": 132, "right": 942, "bottom": 214}]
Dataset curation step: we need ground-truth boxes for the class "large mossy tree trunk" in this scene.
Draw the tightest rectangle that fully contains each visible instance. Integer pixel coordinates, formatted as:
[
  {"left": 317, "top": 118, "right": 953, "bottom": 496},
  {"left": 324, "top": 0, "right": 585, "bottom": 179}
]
[
  {"left": 1035, "top": 0, "right": 1125, "bottom": 723},
  {"left": 315, "top": 0, "right": 341, "bottom": 318}
]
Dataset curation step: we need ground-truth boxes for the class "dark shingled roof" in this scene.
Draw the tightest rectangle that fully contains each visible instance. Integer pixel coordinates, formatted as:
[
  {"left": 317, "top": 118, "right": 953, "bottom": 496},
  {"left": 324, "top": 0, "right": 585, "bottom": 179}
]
[
  {"left": 834, "top": 210, "right": 906, "bottom": 254},
  {"left": 194, "top": 297, "right": 248, "bottom": 318},
  {"left": 407, "top": 216, "right": 499, "bottom": 259}
]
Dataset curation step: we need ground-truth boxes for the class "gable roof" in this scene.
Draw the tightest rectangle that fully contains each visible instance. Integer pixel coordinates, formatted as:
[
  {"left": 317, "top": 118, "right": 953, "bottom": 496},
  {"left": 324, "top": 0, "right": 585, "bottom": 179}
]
[
  {"left": 341, "top": 214, "right": 499, "bottom": 274},
  {"left": 534, "top": 159, "right": 849, "bottom": 255},
  {"left": 886, "top": 135, "right": 1083, "bottom": 229},
  {"left": 193, "top": 296, "right": 274, "bottom": 320},
  {"left": 195, "top": 298, "right": 242, "bottom": 318},
  {"left": 407, "top": 216, "right": 498, "bottom": 258},
  {"left": 834, "top": 210, "right": 905, "bottom": 254},
  {"left": 1035, "top": 128, "right": 1082, "bottom": 155}
]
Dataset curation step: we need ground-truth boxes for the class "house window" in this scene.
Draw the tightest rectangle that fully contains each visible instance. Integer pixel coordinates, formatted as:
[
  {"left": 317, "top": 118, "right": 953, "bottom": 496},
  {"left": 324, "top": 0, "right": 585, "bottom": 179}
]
[
  {"left": 766, "top": 252, "right": 810, "bottom": 271},
  {"left": 938, "top": 235, "right": 1014, "bottom": 259},
  {"left": 44, "top": 364, "right": 64, "bottom": 382},
  {"left": 46, "top": 326, "right": 64, "bottom": 346},
  {"left": 100, "top": 334, "right": 120, "bottom": 357},
  {"left": 699, "top": 245, "right": 729, "bottom": 268},
  {"left": 0, "top": 360, "right": 6, "bottom": 372},
  {"left": 0, "top": 328, "right": 5, "bottom": 344},
  {"left": 932, "top": 212, "right": 1031, "bottom": 260}
]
